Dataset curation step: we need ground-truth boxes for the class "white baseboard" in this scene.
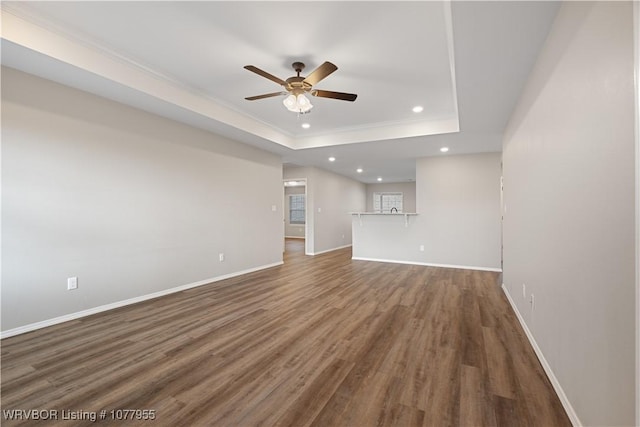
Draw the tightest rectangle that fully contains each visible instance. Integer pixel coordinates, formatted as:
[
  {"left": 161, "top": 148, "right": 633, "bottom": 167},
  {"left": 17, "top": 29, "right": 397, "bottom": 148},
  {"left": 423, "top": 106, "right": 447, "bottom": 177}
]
[
  {"left": 351, "top": 256, "right": 502, "bottom": 272},
  {"left": 501, "top": 284, "right": 582, "bottom": 427},
  {"left": 1, "top": 261, "right": 284, "bottom": 339},
  {"left": 308, "top": 244, "right": 352, "bottom": 256}
]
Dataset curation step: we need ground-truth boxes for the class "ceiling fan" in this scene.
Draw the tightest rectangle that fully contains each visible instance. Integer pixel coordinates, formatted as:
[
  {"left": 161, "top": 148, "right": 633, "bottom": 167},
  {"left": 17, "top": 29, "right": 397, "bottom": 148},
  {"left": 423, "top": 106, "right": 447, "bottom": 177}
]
[{"left": 244, "top": 61, "right": 357, "bottom": 114}]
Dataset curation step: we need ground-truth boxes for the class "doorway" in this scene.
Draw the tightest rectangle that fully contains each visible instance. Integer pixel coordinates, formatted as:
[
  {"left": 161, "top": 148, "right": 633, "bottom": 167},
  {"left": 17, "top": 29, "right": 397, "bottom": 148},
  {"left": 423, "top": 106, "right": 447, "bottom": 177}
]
[{"left": 283, "top": 179, "right": 307, "bottom": 257}]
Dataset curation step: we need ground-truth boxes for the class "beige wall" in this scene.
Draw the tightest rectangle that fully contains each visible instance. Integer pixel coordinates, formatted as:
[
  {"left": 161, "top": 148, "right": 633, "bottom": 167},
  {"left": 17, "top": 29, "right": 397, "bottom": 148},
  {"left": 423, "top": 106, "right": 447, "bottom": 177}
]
[
  {"left": 502, "top": 2, "right": 636, "bottom": 425},
  {"left": 1, "top": 67, "right": 284, "bottom": 334}
]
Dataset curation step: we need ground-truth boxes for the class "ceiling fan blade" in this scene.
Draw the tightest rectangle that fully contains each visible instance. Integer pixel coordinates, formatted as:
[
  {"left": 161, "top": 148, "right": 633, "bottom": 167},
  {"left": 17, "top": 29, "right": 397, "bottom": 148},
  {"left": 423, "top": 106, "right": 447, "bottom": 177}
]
[
  {"left": 311, "top": 89, "right": 358, "bottom": 102},
  {"left": 245, "top": 91, "right": 287, "bottom": 101},
  {"left": 303, "top": 61, "right": 338, "bottom": 86},
  {"left": 244, "top": 65, "right": 287, "bottom": 86}
]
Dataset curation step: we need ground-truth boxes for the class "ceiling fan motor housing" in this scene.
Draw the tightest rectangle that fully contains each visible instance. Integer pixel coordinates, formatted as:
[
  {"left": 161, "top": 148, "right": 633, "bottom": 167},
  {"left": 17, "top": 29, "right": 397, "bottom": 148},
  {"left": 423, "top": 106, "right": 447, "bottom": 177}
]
[{"left": 286, "top": 76, "right": 312, "bottom": 95}]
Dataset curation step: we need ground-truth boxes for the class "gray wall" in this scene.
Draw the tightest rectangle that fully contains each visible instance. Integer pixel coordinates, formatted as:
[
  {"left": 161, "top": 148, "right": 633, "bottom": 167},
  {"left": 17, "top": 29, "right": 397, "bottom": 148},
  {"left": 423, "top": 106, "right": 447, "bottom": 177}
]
[
  {"left": 502, "top": 2, "right": 636, "bottom": 425},
  {"left": 365, "top": 182, "right": 417, "bottom": 213},
  {"left": 2, "top": 67, "right": 284, "bottom": 333},
  {"left": 284, "top": 166, "right": 366, "bottom": 255},
  {"left": 353, "top": 152, "right": 502, "bottom": 271},
  {"left": 417, "top": 153, "right": 501, "bottom": 269},
  {"left": 284, "top": 185, "right": 305, "bottom": 238}
]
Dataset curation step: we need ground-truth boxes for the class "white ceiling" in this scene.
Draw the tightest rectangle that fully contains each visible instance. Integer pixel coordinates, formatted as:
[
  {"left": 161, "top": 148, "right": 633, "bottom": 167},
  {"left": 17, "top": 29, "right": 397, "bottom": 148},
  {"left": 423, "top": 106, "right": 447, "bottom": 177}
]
[{"left": 1, "top": 1, "right": 559, "bottom": 183}]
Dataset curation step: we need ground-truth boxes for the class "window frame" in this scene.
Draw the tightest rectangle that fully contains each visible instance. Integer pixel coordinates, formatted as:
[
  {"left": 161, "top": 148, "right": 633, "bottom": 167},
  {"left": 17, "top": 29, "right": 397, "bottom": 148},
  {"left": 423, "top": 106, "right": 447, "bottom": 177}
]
[
  {"left": 289, "top": 194, "right": 306, "bottom": 225},
  {"left": 373, "top": 192, "right": 404, "bottom": 213}
]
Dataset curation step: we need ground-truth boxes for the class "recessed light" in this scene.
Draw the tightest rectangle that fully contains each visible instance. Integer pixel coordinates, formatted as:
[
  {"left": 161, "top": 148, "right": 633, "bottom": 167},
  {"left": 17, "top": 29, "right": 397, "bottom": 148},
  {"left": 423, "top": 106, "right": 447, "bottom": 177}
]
[
  {"left": 356, "top": 168, "right": 363, "bottom": 173},
  {"left": 440, "top": 147, "right": 449, "bottom": 153},
  {"left": 377, "top": 177, "right": 383, "bottom": 182},
  {"left": 301, "top": 123, "right": 310, "bottom": 129},
  {"left": 328, "top": 157, "right": 336, "bottom": 162},
  {"left": 412, "top": 106, "right": 424, "bottom": 113}
]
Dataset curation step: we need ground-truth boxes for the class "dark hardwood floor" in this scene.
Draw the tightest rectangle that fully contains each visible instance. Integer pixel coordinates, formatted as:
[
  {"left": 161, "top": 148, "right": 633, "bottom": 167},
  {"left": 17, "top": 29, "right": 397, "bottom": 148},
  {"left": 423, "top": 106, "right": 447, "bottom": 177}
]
[{"left": 1, "top": 239, "right": 570, "bottom": 426}]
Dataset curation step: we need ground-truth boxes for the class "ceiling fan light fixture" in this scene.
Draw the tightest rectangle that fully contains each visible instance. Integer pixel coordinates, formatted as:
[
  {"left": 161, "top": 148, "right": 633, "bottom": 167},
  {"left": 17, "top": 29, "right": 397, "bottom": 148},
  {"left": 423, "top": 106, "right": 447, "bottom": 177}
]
[
  {"left": 283, "top": 94, "right": 313, "bottom": 113},
  {"left": 283, "top": 94, "right": 296, "bottom": 110}
]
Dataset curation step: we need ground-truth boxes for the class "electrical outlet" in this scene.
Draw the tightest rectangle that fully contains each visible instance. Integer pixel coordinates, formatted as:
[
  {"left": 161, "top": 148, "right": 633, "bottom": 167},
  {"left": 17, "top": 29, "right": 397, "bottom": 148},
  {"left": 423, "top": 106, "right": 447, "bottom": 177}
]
[
  {"left": 67, "top": 277, "right": 78, "bottom": 290},
  {"left": 219, "top": 253, "right": 225, "bottom": 262},
  {"left": 419, "top": 245, "right": 425, "bottom": 252},
  {"left": 522, "top": 283, "right": 526, "bottom": 298},
  {"left": 530, "top": 294, "right": 535, "bottom": 311}
]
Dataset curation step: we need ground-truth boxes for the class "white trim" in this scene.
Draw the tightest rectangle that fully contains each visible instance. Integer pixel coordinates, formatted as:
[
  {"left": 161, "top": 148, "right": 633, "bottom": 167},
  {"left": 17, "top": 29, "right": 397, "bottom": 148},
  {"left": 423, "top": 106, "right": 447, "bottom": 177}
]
[
  {"left": 501, "top": 284, "right": 582, "bottom": 427},
  {"left": 0, "top": 8, "right": 296, "bottom": 150},
  {"left": 351, "top": 256, "right": 502, "bottom": 273},
  {"left": 0, "top": 261, "right": 283, "bottom": 339},
  {"left": 308, "top": 244, "right": 352, "bottom": 256}
]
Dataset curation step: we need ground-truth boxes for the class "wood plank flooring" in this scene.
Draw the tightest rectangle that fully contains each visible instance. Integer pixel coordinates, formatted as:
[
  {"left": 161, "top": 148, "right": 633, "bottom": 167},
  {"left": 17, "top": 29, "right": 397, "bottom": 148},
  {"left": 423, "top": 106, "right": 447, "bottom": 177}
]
[{"left": 1, "top": 239, "right": 571, "bottom": 426}]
